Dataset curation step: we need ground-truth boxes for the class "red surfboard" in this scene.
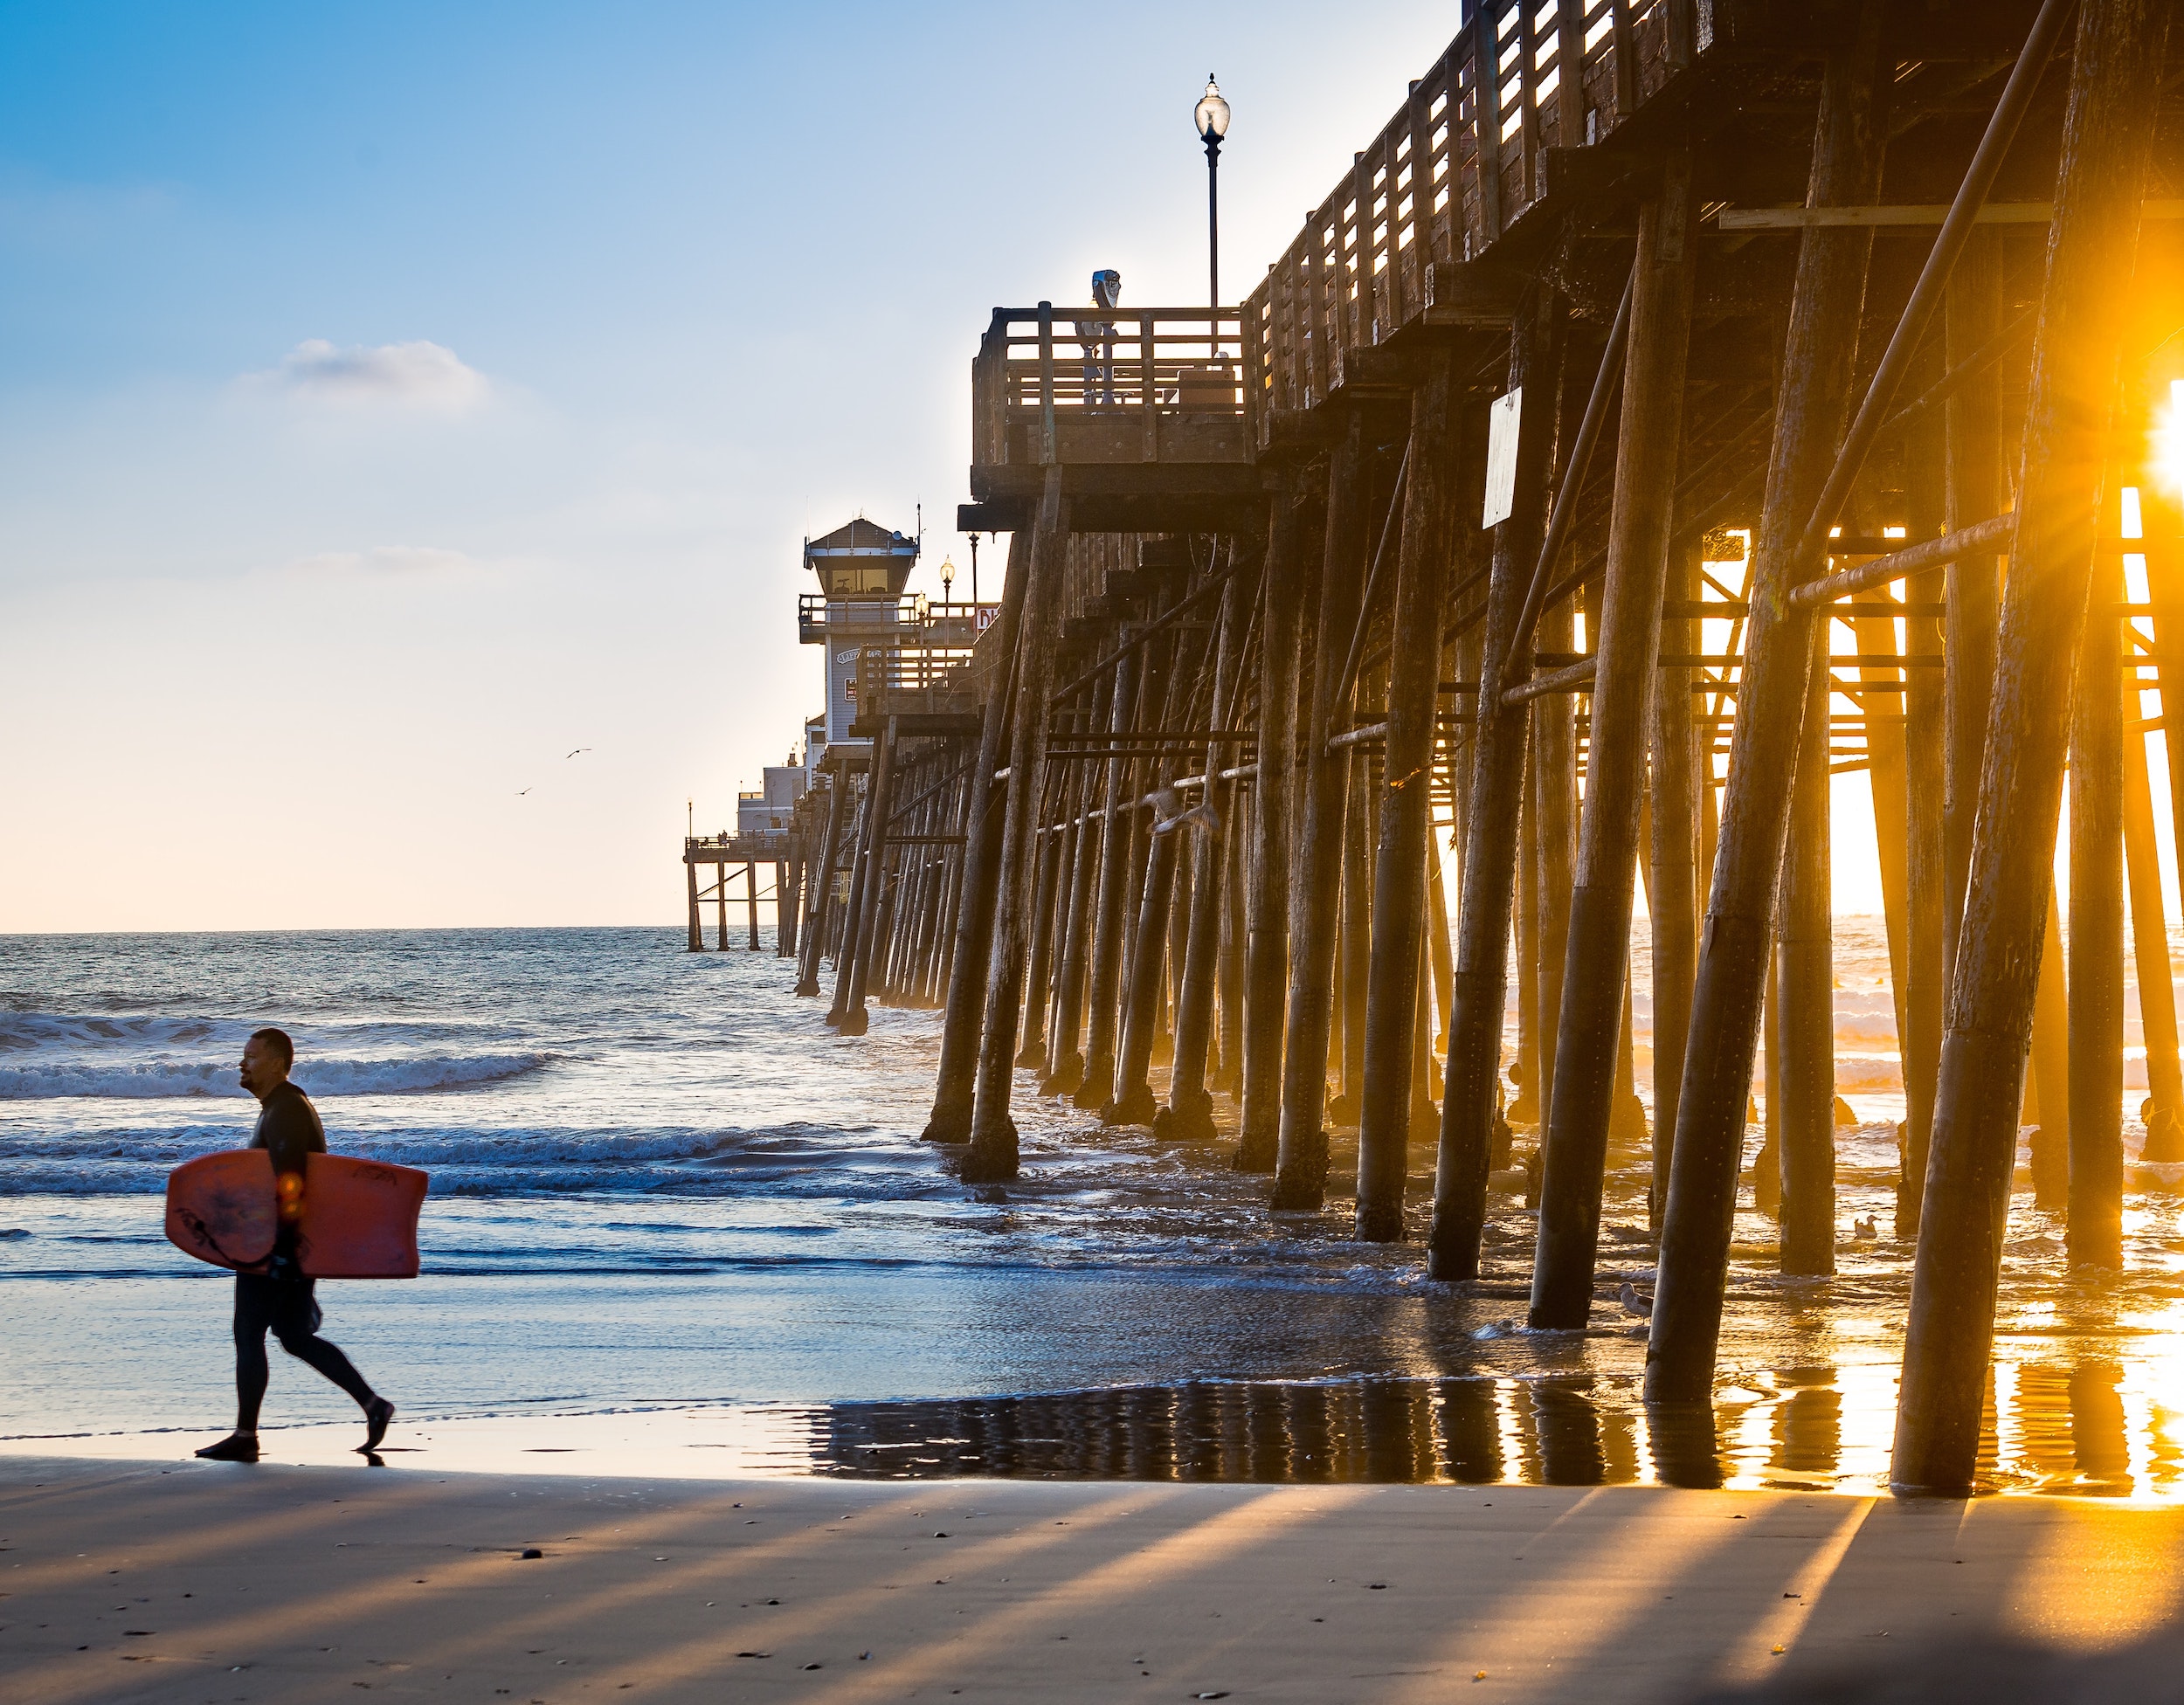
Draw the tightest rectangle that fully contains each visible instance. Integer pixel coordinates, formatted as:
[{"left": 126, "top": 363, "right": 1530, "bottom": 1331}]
[
  {"left": 163, "top": 1150, "right": 428, "bottom": 1278},
  {"left": 164, "top": 1149, "right": 279, "bottom": 1271},
  {"left": 295, "top": 1154, "right": 428, "bottom": 1279}
]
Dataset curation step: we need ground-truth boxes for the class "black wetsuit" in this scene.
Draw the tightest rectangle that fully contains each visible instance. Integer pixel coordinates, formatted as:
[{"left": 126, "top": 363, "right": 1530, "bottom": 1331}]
[{"left": 233, "top": 1080, "right": 377, "bottom": 1429}]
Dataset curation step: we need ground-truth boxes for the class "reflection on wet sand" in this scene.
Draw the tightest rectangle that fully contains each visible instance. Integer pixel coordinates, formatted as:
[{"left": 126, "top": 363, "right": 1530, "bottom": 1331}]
[{"left": 798, "top": 1356, "right": 2181, "bottom": 1496}]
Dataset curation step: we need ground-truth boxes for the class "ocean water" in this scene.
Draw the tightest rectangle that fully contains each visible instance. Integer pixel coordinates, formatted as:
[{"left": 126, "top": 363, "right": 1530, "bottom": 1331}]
[{"left": 6, "top": 923, "right": 2184, "bottom": 1497}]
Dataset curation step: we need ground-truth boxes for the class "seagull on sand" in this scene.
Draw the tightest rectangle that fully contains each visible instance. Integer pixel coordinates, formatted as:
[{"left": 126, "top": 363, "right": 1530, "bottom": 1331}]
[{"left": 1619, "top": 1283, "right": 1654, "bottom": 1319}]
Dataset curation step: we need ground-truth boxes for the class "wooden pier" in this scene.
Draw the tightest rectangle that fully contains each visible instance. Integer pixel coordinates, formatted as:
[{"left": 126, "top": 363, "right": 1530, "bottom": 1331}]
[{"left": 777, "top": 0, "right": 2183, "bottom": 1494}]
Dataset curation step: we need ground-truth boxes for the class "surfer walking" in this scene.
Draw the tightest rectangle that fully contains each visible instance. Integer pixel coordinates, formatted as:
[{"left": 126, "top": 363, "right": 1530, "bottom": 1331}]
[{"left": 195, "top": 1028, "right": 395, "bottom": 1463}]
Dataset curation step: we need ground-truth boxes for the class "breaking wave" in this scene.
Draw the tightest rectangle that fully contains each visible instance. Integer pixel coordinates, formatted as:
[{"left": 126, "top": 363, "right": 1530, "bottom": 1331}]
[
  {"left": 0, "top": 1052, "right": 549, "bottom": 1101},
  {"left": 0, "top": 1121, "right": 925, "bottom": 1197},
  {"left": 0, "top": 1011, "right": 548, "bottom": 1100}
]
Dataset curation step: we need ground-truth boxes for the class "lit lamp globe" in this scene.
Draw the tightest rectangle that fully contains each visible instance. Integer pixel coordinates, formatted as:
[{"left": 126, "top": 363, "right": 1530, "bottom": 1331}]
[
  {"left": 939, "top": 556, "right": 957, "bottom": 601},
  {"left": 1195, "top": 75, "right": 1230, "bottom": 147}
]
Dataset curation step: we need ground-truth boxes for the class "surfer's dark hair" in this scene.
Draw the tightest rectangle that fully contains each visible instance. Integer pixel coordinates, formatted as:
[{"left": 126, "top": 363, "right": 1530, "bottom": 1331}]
[{"left": 249, "top": 1026, "right": 294, "bottom": 1066}]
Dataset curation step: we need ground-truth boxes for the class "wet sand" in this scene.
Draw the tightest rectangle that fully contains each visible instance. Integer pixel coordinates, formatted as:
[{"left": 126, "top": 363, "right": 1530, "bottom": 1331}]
[{"left": 8, "top": 1453, "right": 2184, "bottom": 1702}]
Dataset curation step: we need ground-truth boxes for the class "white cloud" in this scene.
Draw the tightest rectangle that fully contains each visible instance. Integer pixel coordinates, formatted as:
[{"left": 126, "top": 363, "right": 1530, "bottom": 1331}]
[
  {"left": 284, "top": 545, "right": 480, "bottom": 577},
  {"left": 250, "top": 339, "right": 489, "bottom": 411}
]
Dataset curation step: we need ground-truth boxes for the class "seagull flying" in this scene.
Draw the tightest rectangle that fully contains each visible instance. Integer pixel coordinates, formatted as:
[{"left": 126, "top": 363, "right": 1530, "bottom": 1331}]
[
  {"left": 565, "top": 748, "right": 592, "bottom": 759},
  {"left": 516, "top": 788, "right": 533, "bottom": 797},
  {"left": 1150, "top": 785, "right": 1220, "bottom": 837}
]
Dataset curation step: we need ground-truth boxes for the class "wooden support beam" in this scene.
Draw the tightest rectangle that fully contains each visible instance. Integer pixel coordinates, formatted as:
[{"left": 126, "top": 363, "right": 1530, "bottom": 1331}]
[
  {"left": 1427, "top": 283, "right": 1565, "bottom": 1280},
  {"left": 921, "top": 526, "right": 1030, "bottom": 1141},
  {"left": 1899, "top": 411, "right": 1950, "bottom": 1236},
  {"left": 835, "top": 718, "right": 899, "bottom": 1033},
  {"left": 778, "top": 855, "right": 799, "bottom": 959},
  {"left": 1333, "top": 755, "right": 1373, "bottom": 1123},
  {"left": 2069, "top": 552, "right": 2126, "bottom": 1267},
  {"left": 1013, "top": 820, "right": 1067, "bottom": 1069},
  {"left": 1778, "top": 654, "right": 1836, "bottom": 1275},
  {"left": 1854, "top": 587, "right": 1912, "bottom": 1220},
  {"left": 1789, "top": 513, "right": 2016, "bottom": 607},
  {"left": 1719, "top": 198, "right": 2184, "bottom": 228},
  {"left": 1792, "top": 0, "right": 2076, "bottom": 577},
  {"left": 1648, "top": 3, "right": 1890, "bottom": 1403},
  {"left": 1531, "top": 162, "right": 1698, "bottom": 1324},
  {"left": 1896, "top": 0, "right": 2173, "bottom": 1494},
  {"left": 1040, "top": 681, "right": 1109, "bottom": 1096},
  {"left": 964, "top": 469, "right": 1070, "bottom": 1182},
  {"left": 1943, "top": 235, "right": 2007, "bottom": 995},
  {"left": 1650, "top": 539, "right": 1703, "bottom": 1230},
  {"left": 1358, "top": 349, "right": 1457, "bottom": 1239},
  {"left": 1072, "top": 650, "right": 1142, "bottom": 1110},
  {"left": 2028, "top": 886, "right": 2072, "bottom": 1205},
  {"left": 1273, "top": 413, "right": 1372, "bottom": 1208},
  {"left": 2141, "top": 469, "right": 2184, "bottom": 1161},
  {"left": 796, "top": 779, "right": 849, "bottom": 997},
  {"left": 1238, "top": 479, "right": 1314, "bottom": 1170},
  {"left": 1532, "top": 595, "right": 1578, "bottom": 1137},
  {"left": 2123, "top": 664, "right": 2184, "bottom": 1158},
  {"left": 1106, "top": 632, "right": 1187, "bottom": 1127},
  {"left": 1214, "top": 789, "right": 1248, "bottom": 1097},
  {"left": 1161, "top": 555, "right": 1255, "bottom": 1142}
]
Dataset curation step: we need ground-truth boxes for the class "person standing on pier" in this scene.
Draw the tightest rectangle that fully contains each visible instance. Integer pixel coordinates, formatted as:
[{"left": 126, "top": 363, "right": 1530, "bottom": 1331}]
[
  {"left": 194, "top": 1028, "right": 395, "bottom": 1463},
  {"left": 1078, "top": 268, "right": 1121, "bottom": 406}
]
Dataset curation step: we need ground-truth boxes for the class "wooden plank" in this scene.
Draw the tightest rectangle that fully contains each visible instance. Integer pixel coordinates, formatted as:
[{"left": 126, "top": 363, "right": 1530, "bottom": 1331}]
[
  {"left": 1665, "top": 0, "right": 1698, "bottom": 70},
  {"left": 1472, "top": 6, "right": 1504, "bottom": 242},
  {"left": 1405, "top": 79, "right": 1436, "bottom": 325},
  {"left": 1555, "top": 0, "right": 1588, "bottom": 147},
  {"left": 1139, "top": 311, "right": 1158, "bottom": 460},
  {"left": 1721, "top": 199, "right": 2184, "bottom": 228},
  {"left": 1517, "top": 0, "right": 1543, "bottom": 204},
  {"left": 1424, "top": 51, "right": 1458, "bottom": 269},
  {"left": 1610, "top": 0, "right": 1636, "bottom": 119},
  {"left": 1038, "top": 302, "right": 1055, "bottom": 466}
]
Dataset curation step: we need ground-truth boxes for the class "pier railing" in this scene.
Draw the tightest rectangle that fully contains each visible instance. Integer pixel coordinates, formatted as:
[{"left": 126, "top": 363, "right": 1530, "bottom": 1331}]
[
  {"left": 685, "top": 831, "right": 792, "bottom": 863},
  {"left": 853, "top": 640, "right": 981, "bottom": 728},
  {"left": 917, "top": 600, "right": 999, "bottom": 649},
  {"left": 798, "top": 593, "right": 926, "bottom": 645},
  {"left": 1246, "top": 0, "right": 1707, "bottom": 424},
  {"left": 971, "top": 306, "right": 1256, "bottom": 470}
]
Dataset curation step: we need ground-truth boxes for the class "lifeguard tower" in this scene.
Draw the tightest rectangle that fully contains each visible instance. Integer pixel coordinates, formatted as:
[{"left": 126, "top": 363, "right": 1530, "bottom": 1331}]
[{"left": 799, "top": 517, "right": 922, "bottom": 761}]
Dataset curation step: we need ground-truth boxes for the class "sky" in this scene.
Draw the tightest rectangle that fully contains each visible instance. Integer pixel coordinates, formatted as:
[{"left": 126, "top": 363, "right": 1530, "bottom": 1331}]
[
  {"left": 0, "top": 1, "right": 2120, "bottom": 935},
  {"left": 0, "top": 0, "right": 1515, "bottom": 932}
]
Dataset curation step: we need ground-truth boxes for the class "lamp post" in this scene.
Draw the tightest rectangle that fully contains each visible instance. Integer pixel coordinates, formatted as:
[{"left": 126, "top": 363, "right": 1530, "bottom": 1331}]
[
  {"left": 939, "top": 555, "right": 956, "bottom": 611},
  {"left": 1195, "top": 74, "right": 1230, "bottom": 310},
  {"left": 968, "top": 531, "right": 982, "bottom": 607}
]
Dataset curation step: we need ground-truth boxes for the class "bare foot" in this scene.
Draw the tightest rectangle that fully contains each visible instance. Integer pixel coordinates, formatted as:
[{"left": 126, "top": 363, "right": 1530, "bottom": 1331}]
[
  {"left": 195, "top": 1432, "right": 259, "bottom": 1463},
  {"left": 361, "top": 1398, "right": 395, "bottom": 1453}
]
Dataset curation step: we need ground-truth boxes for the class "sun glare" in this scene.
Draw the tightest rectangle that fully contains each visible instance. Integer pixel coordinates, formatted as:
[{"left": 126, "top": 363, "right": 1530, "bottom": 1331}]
[{"left": 2160, "top": 378, "right": 2184, "bottom": 495}]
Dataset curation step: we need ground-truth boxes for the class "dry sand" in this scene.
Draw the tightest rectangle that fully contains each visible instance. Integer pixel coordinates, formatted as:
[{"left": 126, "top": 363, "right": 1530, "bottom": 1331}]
[{"left": 9, "top": 1454, "right": 2184, "bottom": 1702}]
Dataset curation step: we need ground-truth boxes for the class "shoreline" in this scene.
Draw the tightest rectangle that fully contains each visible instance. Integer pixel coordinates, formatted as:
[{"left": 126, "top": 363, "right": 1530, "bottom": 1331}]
[
  {"left": 0, "top": 1369, "right": 2155, "bottom": 1501},
  {"left": 8, "top": 1452, "right": 2184, "bottom": 1703}
]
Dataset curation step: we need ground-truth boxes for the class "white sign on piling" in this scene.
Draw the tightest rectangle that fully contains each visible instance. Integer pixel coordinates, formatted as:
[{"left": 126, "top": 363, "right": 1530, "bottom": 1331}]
[{"left": 1482, "top": 386, "right": 1523, "bottom": 528}]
